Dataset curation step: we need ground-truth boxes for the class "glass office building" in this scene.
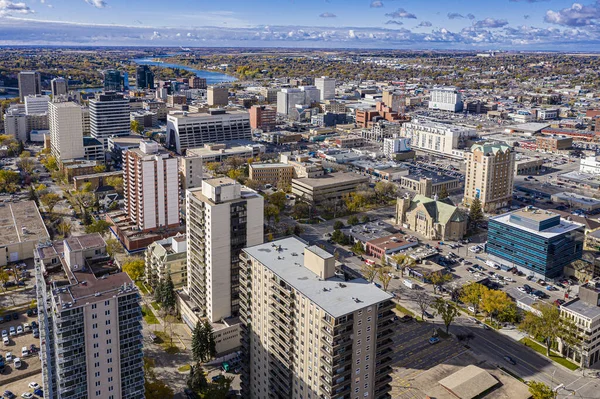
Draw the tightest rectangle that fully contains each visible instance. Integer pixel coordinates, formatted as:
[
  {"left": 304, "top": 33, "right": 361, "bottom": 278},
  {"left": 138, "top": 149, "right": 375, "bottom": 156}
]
[{"left": 487, "top": 207, "right": 584, "bottom": 279}]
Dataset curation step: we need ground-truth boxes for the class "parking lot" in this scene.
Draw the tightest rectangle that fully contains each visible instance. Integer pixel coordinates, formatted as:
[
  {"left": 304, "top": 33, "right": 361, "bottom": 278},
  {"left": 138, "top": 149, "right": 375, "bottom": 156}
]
[
  {"left": 1, "top": 372, "right": 43, "bottom": 398},
  {"left": 1, "top": 310, "right": 42, "bottom": 387}
]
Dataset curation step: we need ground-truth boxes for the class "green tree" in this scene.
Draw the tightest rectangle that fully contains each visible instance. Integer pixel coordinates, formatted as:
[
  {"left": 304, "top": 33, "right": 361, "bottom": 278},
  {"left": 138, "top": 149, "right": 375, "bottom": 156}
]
[
  {"left": 131, "top": 120, "right": 144, "bottom": 135},
  {"left": 0, "top": 170, "right": 20, "bottom": 193},
  {"left": 459, "top": 282, "right": 487, "bottom": 315},
  {"left": 145, "top": 379, "right": 174, "bottom": 399},
  {"left": 377, "top": 266, "right": 393, "bottom": 292},
  {"left": 45, "top": 155, "right": 58, "bottom": 171},
  {"left": 264, "top": 204, "right": 280, "bottom": 224},
  {"left": 361, "top": 215, "right": 370, "bottom": 224},
  {"left": 438, "top": 186, "right": 449, "bottom": 200},
  {"left": 57, "top": 220, "right": 72, "bottom": 237},
  {"left": 468, "top": 197, "right": 484, "bottom": 231},
  {"left": 432, "top": 298, "right": 460, "bottom": 334},
  {"left": 347, "top": 215, "right": 359, "bottom": 225},
  {"left": 40, "top": 193, "right": 61, "bottom": 213},
  {"left": 360, "top": 263, "right": 378, "bottom": 283},
  {"left": 202, "top": 376, "right": 233, "bottom": 399},
  {"left": 427, "top": 271, "right": 452, "bottom": 294},
  {"left": 122, "top": 258, "right": 145, "bottom": 281},
  {"left": 154, "top": 279, "right": 165, "bottom": 303},
  {"left": 85, "top": 220, "right": 112, "bottom": 235},
  {"left": 187, "top": 363, "right": 209, "bottom": 392},
  {"left": 351, "top": 241, "right": 365, "bottom": 255},
  {"left": 0, "top": 270, "right": 10, "bottom": 292},
  {"left": 528, "top": 381, "right": 556, "bottom": 399},
  {"left": 268, "top": 191, "right": 287, "bottom": 210},
  {"left": 374, "top": 181, "right": 396, "bottom": 203},
  {"left": 191, "top": 322, "right": 206, "bottom": 363},
  {"left": 331, "top": 229, "right": 349, "bottom": 245},
  {"left": 106, "top": 176, "right": 123, "bottom": 194},
  {"left": 161, "top": 274, "right": 176, "bottom": 313},
  {"left": 203, "top": 320, "right": 217, "bottom": 361},
  {"left": 333, "top": 220, "right": 345, "bottom": 230},
  {"left": 520, "top": 304, "right": 564, "bottom": 357},
  {"left": 292, "top": 201, "right": 310, "bottom": 219},
  {"left": 391, "top": 253, "right": 415, "bottom": 277},
  {"left": 105, "top": 238, "right": 124, "bottom": 257}
]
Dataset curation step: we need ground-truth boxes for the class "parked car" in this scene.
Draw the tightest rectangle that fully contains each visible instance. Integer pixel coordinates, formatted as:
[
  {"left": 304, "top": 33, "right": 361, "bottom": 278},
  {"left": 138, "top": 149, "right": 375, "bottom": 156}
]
[
  {"left": 21, "top": 347, "right": 29, "bottom": 357},
  {"left": 33, "top": 389, "right": 43, "bottom": 397},
  {"left": 21, "top": 393, "right": 33, "bottom": 399},
  {"left": 28, "top": 383, "right": 40, "bottom": 390},
  {"left": 11, "top": 313, "right": 18, "bottom": 320},
  {"left": 429, "top": 337, "right": 440, "bottom": 345},
  {"left": 3, "top": 336, "right": 9, "bottom": 345},
  {"left": 13, "top": 357, "right": 21, "bottom": 369},
  {"left": 9, "top": 326, "right": 16, "bottom": 336},
  {"left": 16, "top": 325, "right": 23, "bottom": 335}
]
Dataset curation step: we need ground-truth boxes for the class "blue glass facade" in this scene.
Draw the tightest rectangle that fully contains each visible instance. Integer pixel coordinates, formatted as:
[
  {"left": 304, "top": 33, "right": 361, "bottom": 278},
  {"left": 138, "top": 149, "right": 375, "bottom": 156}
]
[{"left": 487, "top": 218, "right": 584, "bottom": 278}]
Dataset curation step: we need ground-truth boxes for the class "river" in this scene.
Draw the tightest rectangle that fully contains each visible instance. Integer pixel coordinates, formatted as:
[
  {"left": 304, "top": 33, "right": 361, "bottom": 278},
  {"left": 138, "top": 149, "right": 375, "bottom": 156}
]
[{"left": 132, "top": 58, "right": 237, "bottom": 85}]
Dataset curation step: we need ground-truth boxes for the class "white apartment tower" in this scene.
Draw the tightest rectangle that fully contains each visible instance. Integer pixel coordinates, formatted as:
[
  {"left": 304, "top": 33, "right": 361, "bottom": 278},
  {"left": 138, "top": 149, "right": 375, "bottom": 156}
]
[
  {"left": 18, "top": 71, "right": 41, "bottom": 101},
  {"left": 49, "top": 102, "right": 85, "bottom": 161},
  {"left": 123, "top": 140, "right": 180, "bottom": 232},
  {"left": 34, "top": 234, "right": 145, "bottom": 399},
  {"left": 186, "top": 178, "right": 264, "bottom": 322},
  {"left": 315, "top": 76, "right": 336, "bottom": 101},
  {"left": 90, "top": 92, "right": 131, "bottom": 147},
  {"left": 25, "top": 94, "right": 51, "bottom": 115},
  {"left": 239, "top": 237, "right": 394, "bottom": 399}
]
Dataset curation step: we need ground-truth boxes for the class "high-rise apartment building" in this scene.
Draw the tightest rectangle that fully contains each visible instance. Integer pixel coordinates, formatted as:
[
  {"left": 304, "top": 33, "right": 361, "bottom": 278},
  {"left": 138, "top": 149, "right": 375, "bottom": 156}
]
[
  {"left": 428, "top": 87, "right": 463, "bottom": 112},
  {"left": 239, "top": 237, "right": 394, "bottom": 399},
  {"left": 186, "top": 178, "right": 264, "bottom": 322},
  {"left": 463, "top": 143, "right": 515, "bottom": 212},
  {"left": 315, "top": 76, "right": 336, "bottom": 101},
  {"left": 25, "top": 94, "right": 50, "bottom": 115},
  {"left": 34, "top": 233, "right": 144, "bottom": 399},
  {"left": 51, "top": 77, "right": 68, "bottom": 98},
  {"left": 207, "top": 86, "right": 229, "bottom": 107},
  {"left": 103, "top": 70, "right": 123, "bottom": 92},
  {"left": 123, "top": 140, "right": 180, "bottom": 232},
  {"left": 90, "top": 92, "right": 131, "bottom": 146},
  {"left": 165, "top": 109, "right": 252, "bottom": 154},
  {"left": 49, "top": 102, "right": 85, "bottom": 161},
  {"left": 249, "top": 105, "right": 277, "bottom": 131},
  {"left": 18, "top": 71, "right": 41, "bottom": 101},
  {"left": 135, "top": 65, "right": 154, "bottom": 90}
]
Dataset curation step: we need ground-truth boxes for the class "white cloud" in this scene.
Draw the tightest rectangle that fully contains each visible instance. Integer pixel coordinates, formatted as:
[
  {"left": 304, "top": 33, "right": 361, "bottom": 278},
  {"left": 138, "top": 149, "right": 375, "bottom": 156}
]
[
  {"left": 85, "top": 0, "right": 107, "bottom": 9},
  {"left": 545, "top": 1, "right": 600, "bottom": 26},
  {"left": 319, "top": 12, "right": 336, "bottom": 18},
  {"left": 0, "top": 0, "right": 34, "bottom": 16}
]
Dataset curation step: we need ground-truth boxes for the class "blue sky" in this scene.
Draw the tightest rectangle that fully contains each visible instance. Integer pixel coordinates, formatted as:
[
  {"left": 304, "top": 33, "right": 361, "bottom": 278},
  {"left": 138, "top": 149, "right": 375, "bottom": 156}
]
[{"left": 1, "top": 0, "right": 600, "bottom": 49}]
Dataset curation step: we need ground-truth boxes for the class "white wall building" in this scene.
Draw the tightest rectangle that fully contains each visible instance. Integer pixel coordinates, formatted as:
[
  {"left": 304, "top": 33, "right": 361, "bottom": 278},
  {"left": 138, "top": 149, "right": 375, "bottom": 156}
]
[
  {"left": 299, "top": 85, "right": 320, "bottom": 103},
  {"left": 49, "top": 102, "right": 85, "bottom": 161},
  {"left": 400, "top": 119, "right": 477, "bottom": 159},
  {"left": 429, "top": 87, "right": 463, "bottom": 112},
  {"left": 90, "top": 92, "right": 131, "bottom": 147},
  {"left": 580, "top": 156, "right": 600, "bottom": 174},
  {"left": 186, "top": 178, "right": 264, "bottom": 322},
  {"left": 25, "top": 94, "right": 51, "bottom": 115},
  {"left": 277, "top": 88, "right": 308, "bottom": 116},
  {"left": 123, "top": 140, "right": 180, "bottom": 232},
  {"left": 315, "top": 76, "right": 336, "bottom": 100},
  {"left": 383, "top": 137, "right": 411, "bottom": 159}
]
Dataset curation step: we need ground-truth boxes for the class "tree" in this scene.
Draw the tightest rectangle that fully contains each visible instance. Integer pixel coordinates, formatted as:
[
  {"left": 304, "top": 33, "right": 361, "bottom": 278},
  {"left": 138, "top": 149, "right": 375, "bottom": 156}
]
[
  {"left": 145, "top": 379, "right": 174, "bottom": 399},
  {"left": 191, "top": 322, "right": 206, "bottom": 363},
  {"left": 105, "top": 238, "right": 124, "bottom": 257},
  {"left": 28, "top": 186, "right": 37, "bottom": 202},
  {"left": 106, "top": 176, "right": 123, "bottom": 194},
  {"left": 154, "top": 279, "right": 165, "bottom": 303},
  {"left": 391, "top": 253, "right": 415, "bottom": 277},
  {"left": 438, "top": 186, "right": 449, "bottom": 200},
  {"left": 44, "top": 155, "right": 58, "bottom": 171},
  {"left": 415, "top": 292, "right": 432, "bottom": 321},
  {"left": 268, "top": 191, "right": 287, "bottom": 210},
  {"left": 347, "top": 215, "right": 359, "bottom": 225},
  {"left": 333, "top": 220, "right": 345, "bottom": 230},
  {"left": 203, "top": 320, "right": 217, "bottom": 361},
  {"left": 202, "top": 376, "right": 233, "bottom": 399},
  {"left": 481, "top": 289, "right": 513, "bottom": 322},
  {"left": 520, "top": 304, "right": 564, "bottom": 357},
  {"left": 161, "top": 274, "right": 176, "bottom": 313},
  {"left": 432, "top": 298, "right": 460, "bottom": 334},
  {"left": 264, "top": 204, "right": 280, "bottom": 225},
  {"left": 85, "top": 219, "right": 112, "bottom": 235},
  {"left": 377, "top": 266, "right": 393, "bottom": 292},
  {"left": 0, "top": 170, "right": 20, "bottom": 193},
  {"left": 360, "top": 263, "right": 378, "bottom": 283},
  {"left": 331, "top": 229, "right": 349, "bottom": 245},
  {"left": 374, "top": 181, "right": 396, "bottom": 203},
  {"left": 468, "top": 197, "right": 484, "bottom": 231},
  {"left": 244, "top": 179, "right": 261, "bottom": 190},
  {"left": 459, "top": 282, "right": 487, "bottom": 315},
  {"left": 57, "top": 220, "right": 72, "bottom": 237},
  {"left": 227, "top": 168, "right": 244, "bottom": 182},
  {"left": 361, "top": 215, "right": 370, "bottom": 224},
  {"left": 40, "top": 193, "right": 61, "bottom": 213},
  {"left": 206, "top": 162, "right": 222, "bottom": 175},
  {"left": 131, "top": 120, "right": 144, "bottom": 135},
  {"left": 292, "top": 201, "right": 310, "bottom": 219},
  {"left": 351, "top": 241, "right": 364, "bottom": 255},
  {"left": 528, "top": 381, "right": 556, "bottom": 399},
  {"left": 93, "top": 164, "right": 106, "bottom": 173},
  {"left": 0, "top": 270, "right": 10, "bottom": 292},
  {"left": 187, "top": 363, "right": 209, "bottom": 392},
  {"left": 122, "top": 258, "right": 145, "bottom": 281},
  {"left": 427, "top": 271, "right": 452, "bottom": 294}
]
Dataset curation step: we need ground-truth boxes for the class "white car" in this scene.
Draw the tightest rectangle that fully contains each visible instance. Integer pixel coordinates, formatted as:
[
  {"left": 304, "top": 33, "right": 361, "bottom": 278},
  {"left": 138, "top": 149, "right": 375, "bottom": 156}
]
[
  {"left": 2, "top": 336, "right": 9, "bottom": 345},
  {"left": 16, "top": 325, "right": 23, "bottom": 335},
  {"left": 13, "top": 357, "right": 21, "bottom": 369},
  {"left": 517, "top": 287, "right": 526, "bottom": 293},
  {"left": 28, "top": 382, "right": 40, "bottom": 390},
  {"left": 6, "top": 352, "right": 13, "bottom": 361},
  {"left": 21, "top": 346, "right": 29, "bottom": 357},
  {"left": 1, "top": 330, "right": 7, "bottom": 338},
  {"left": 468, "top": 306, "right": 476, "bottom": 313},
  {"left": 21, "top": 392, "right": 33, "bottom": 399}
]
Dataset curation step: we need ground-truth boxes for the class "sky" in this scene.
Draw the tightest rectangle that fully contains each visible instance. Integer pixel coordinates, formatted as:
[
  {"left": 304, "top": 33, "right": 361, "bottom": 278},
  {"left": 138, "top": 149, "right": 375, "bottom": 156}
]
[{"left": 0, "top": 0, "right": 600, "bottom": 49}]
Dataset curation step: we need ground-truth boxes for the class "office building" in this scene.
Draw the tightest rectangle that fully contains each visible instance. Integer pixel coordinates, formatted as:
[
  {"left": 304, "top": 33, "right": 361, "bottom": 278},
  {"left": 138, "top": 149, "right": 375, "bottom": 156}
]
[
  {"left": 189, "top": 77, "right": 207, "bottom": 89},
  {"left": 145, "top": 235, "right": 187, "bottom": 289},
  {"left": 207, "top": 86, "right": 229, "bottom": 107},
  {"left": 166, "top": 109, "right": 252, "bottom": 154},
  {"left": 463, "top": 143, "right": 515, "bottom": 212},
  {"left": 51, "top": 77, "right": 68, "bottom": 98},
  {"left": 277, "top": 88, "right": 308, "bottom": 116},
  {"left": 249, "top": 163, "right": 294, "bottom": 187},
  {"left": 135, "top": 65, "right": 154, "bottom": 90},
  {"left": 315, "top": 76, "right": 336, "bottom": 100},
  {"left": 249, "top": 105, "right": 277, "bottom": 132},
  {"left": 25, "top": 94, "right": 50, "bottom": 115},
  {"left": 103, "top": 69, "right": 123, "bottom": 92},
  {"left": 535, "top": 135, "right": 573, "bottom": 153},
  {"left": 49, "top": 102, "right": 85, "bottom": 161},
  {"left": 300, "top": 85, "right": 320, "bottom": 103},
  {"left": 259, "top": 87, "right": 279, "bottom": 103},
  {"left": 186, "top": 178, "right": 264, "bottom": 322},
  {"left": 292, "top": 172, "right": 369, "bottom": 204},
  {"left": 130, "top": 110, "right": 157, "bottom": 128},
  {"left": 90, "top": 92, "right": 131, "bottom": 146},
  {"left": 18, "top": 71, "right": 41, "bottom": 101},
  {"left": 428, "top": 87, "right": 463, "bottom": 112},
  {"left": 383, "top": 137, "right": 411, "bottom": 159},
  {"left": 34, "top": 233, "right": 144, "bottom": 399},
  {"left": 382, "top": 90, "right": 403, "bottom": 113},
  {"left": 400, "top": 119, "right": 477, "bottom": 159},
  {"left": 239, "top": 237, "right": 394, "bottom": 399},
  {"left": 487, "top": 207, "right": 584, "bottom": 279},
  {"left": 123, "top": 140, "right": 180, "bottom": 232},
  {"left": 3, "top": 105, "right": 28, "bottom": 142}
]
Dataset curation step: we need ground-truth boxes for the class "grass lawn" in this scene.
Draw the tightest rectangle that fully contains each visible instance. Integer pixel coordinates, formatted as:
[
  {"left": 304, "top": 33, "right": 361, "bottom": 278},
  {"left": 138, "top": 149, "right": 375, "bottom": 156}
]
[
  {"left": 395, "top": 304, "right": 415, "bottom": 317},
  {"left": 520, "top": 337, "right": 579, "bottom": 371},
  {"left": 142, "top": 305, "right": 159, "bottom": 324},
  {"left": 178, "top": 364, "right": 191, "bottom": 372},
  {"left": 135, "top": 280, "right": 150, "bottom": 295},
  {"left": 151, "top": 301, "right": 161, "bottom": 311}
]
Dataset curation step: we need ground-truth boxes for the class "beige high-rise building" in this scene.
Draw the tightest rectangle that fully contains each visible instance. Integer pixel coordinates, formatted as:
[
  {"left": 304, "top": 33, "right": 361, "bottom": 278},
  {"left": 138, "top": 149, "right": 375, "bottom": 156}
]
[
  {"left": 207, "top": 86, "right": 229, "bottom": 107},
  {"left": 464, "top": 143, "right": 515, "bottom": 212},
  {"left": 239, "top": 237, "right": 394, "bottom": 399},
  {"left": 49, "top": 102, "right": 85, "bottom": 161}
]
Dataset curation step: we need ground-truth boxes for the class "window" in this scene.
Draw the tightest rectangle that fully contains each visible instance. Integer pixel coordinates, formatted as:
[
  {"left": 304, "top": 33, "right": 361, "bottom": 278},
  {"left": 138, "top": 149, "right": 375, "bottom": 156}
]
[
  {"left": 105, "top": 310, "right": 110, "bottom": 316},
  {"left": 92, "top": 323, "right": 98, "bottom": 329},
  {"left": 108, "top": 367, "right": 112, "bottom": 373},
  {"left": 96, "top": 391, "right": 101, "bottom": 396},
  {"left": 95, "top": 372, "right": 100, "bottom": 377},
  {"left": 92, "top": 314, "right": 97, "bottom": 319},
  {"left": 92, "top": 304, "right": 97, "bottom": 310}
]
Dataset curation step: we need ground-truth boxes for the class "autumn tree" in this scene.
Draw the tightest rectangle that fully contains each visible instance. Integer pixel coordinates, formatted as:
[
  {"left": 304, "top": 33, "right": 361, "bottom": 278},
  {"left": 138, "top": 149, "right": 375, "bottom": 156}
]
[
  {"left": 0, "top": 270, "right": 10, "bottom": 292},
  {"left": 40, "top": 193, "right": 61, "bottom": 213},
  {"left": 427, "top": 271, "right": 452, "bottom": 294},
  {"left": 85, "top": 219, "right": 112, "bottom": 235},
  {"left": 432, "top": 298, "right": 460, "bottom": 334},
  {"left": 520, "top": 304, "right": 566, "bottom": 357},
  {"left": 391, "top": 253, "right": 415, "bottom": 277},
  {"left": 131, "top": 120, "right": 144, "bottom": 135},
  {"left": 360, "top": 263, "right": 378, "bottom": 283},
  {"left": 459, "top": 282, "right": 487, "bottom": 315},
  {"left": 122, "top": 258, "right": 145, "bottom": 281},
  {"left": 528, "top": 381, "right": 556, "bottom": 399},
  {"left": 57, "top": 220, "right": 72, "bottom": 237},
  {"left": 93, "top": 164, "right": 106, "bottom": 173},
  {"left": 481, "top": 289, "right": 514, "bottom": 323},
  {"left": 377, "top": 266, "right": 393, "bottom": 292},
  {"left": 105, "top": 238, "right": 124, "bottom": 257},
  {"left": 438, "top": 186, "right": 449, "bottom": 200},
  {"left": 106, "top": 176, "right": 123, "bottom": 194}
]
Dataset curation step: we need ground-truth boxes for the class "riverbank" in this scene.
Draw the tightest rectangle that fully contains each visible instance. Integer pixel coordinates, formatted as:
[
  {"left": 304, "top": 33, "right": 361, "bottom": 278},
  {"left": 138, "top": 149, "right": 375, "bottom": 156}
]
[{"left": 132, "top": 58, "right": 237, "bottom": 84}]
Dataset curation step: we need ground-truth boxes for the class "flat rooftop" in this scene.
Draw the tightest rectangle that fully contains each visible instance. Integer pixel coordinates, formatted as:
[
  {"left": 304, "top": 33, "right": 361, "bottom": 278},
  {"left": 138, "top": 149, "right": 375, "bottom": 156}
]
[
  {"left": 367, "top": 233, "right": 418, "bottom": 251},
  {"left": 243, "top": 237, "right": 392, "bottom": 318},
  {"left": 507, "top": 122, "right": 550, "bottom": 133},
  {"left": 562, "top": 298, "right": 600, "bottom": 320},
  {"left": 552, "top": 191, "right": 600, "bottom": 206},
  {"left": 250, "top": 163, "right": 292, "bottom": 170},
  {"left": 491, "top": 208, "right": 583, "bottom": 239},
  {"left": 0, "top": 201, "right": 48, "bottom": 246},
  {"left": 510, "top": 207, "right": 557, "bottom": 222},
  {"left": 293, "top": 172, "right": 368, "bottom": 188},
  {"left": 341, "top": 220, "right": 396, "bottom": 243},
  {"left": 168, "top": 109, "right": 249, "bottom": 119},
  {"left": 405, "top": 169, "right": 457, "bottom": 184}
]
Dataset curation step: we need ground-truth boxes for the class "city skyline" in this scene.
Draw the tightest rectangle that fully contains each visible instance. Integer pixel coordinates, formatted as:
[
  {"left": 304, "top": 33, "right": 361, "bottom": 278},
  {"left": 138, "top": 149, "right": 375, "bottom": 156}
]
[{"left": 0, "top": 0, "right": 599, "bottom": 49}]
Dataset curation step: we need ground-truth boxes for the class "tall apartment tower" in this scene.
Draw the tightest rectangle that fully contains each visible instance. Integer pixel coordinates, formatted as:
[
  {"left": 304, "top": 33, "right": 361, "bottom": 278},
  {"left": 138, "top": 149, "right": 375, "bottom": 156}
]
[
  {"left": 123, "top": 140, "right": 180, "bottom": 232},
  {"left": 186, "top": 178, "right": 264, "bottom": 322},
  {"left": 34, "top": 234, "right": 145, "bottom": 399},
  {"left": 18, "top": 71, "right": 42, "bottom": 101},
  {"left": 49, "top": 102, "right": 85, "bottom": 161},
  {"left": 90, "top": 92, "right": 131, "bottom": 147},
  {"left": 239, "top": 237, "right": 394, "bottom": 399},
  {"left": 51, "top": 78, "right": 68, "bottom": 98},
  {"left": 135, "top": 65, "right": 154, "bottom": 90},
  {"left": 207, "top": 86, "right": 229, "bottom": 107},
  {"left": 249, "top": 105, "right": 276, "bottom": 132},
  {"left": 464, "top": 143, "right": 515, "bottom": 213},
  {"left": 315, "top": 76, "right": 336, "bottom": 101},
  {"left": 103, "top": 70, "right": 123, "bottom": 92}
]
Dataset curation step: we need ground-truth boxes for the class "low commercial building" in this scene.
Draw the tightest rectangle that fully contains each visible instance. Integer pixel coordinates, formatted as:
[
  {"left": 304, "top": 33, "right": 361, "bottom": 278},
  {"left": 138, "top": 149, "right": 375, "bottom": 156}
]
[
  {"left": 333, "top": 134, "right": 364, "bottom": 148},
  {"left": 401, "top": 119, "right": 477, "bottom": 160},
  {"left": 398, "top": 172, "right": 461, "bottom": 197},
  {"left": 145, "top": 235, "right": 187, "bottom": 289},
  {"left": 0, "top": 201, "right": 49, "bottom": 267},
  {"left": 291, "top": 172, "right": 369, "bottom": 204},
  {"left": 365, "top": 233, "right": 419, "bottom": 259},
  {"left": 59, "top": 159, "right": 102, "bottom": 181},
  {"left": 397, "top": 194, "right": 467, "bottom": 241},
  {"left": 535, "top": 135, "right": 573, "bottom": 153},
  {"left": 260, "top": 131, "right": 303, "bottom": 145},
  {"left": 130, "top": 109, "right": 158, "bottom": 128},
  {"left": 248, "top": 163, "right": 294, "bottom": 187},
  {"left": 107, "top": 134, "right": 145, "bottom": 166},
  {"left": 186, "top": 141, "right": 265, "bottom": 163},
  {"left": 72, "top": 170, "right": 123, "bottom": 191},
  {"left": 550, "top": 192, "right": 600, "bottom": 212},
  {"left": 515, "top": 155, "right": 544, "bottom": 175},
  {"left": 580, "top": 156, "right": 600, "bottom": 175}
]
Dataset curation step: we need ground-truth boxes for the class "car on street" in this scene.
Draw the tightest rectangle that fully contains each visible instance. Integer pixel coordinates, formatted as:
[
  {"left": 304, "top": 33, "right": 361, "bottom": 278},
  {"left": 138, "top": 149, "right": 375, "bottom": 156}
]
[
  {"left": 429, "top": 337, "right": 440, "bottom": 345},
  {"left": 503, "top": 355, "right": 516, "bottom": 365}
]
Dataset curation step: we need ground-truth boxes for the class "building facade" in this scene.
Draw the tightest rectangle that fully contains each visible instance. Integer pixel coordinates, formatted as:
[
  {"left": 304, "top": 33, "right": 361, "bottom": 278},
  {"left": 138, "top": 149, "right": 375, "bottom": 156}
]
[
  {"left": 25, "top": 94, "right": 50, "bottom": 115},
  {"left": 292, "top": 172, "right": 369, "bottom": 204},
  {"left": 463, "top": 143, "right": 515, "bottom": 212},
  {"left": 487, "top": 207, "right": 584, "bottom": 279},
  {"left": 249, "top": 163, "right": 294, "bottom": 187},
  {"left": 18, "top": 71, "right": 41, "bottom": 101},
  {"left": 186, "top": 178, "right": 264, "bottom": 322},
  {"left": 397, "top": 194, "right": 467, "bottom": 241},
  {"left": 239, "top": 237, "right": 394, "bottom": 399},
  {"left": 90, "top": 92, "right": 131, "bottom": 147},
  {"left": 400, "top": 119, "right": 476, "bottom": 159},
  {"left": 123, "top": 140, "right": 180, "bottom": 232},
  {"left": 535, "top": 136, "right": 573, "bottom": 153},
  {"left": 249, "top": 105, "right": 277, "bottom": 132},
  {"left": 49, "top": 101, "right": 85, "bottom": 161},
  {"left": 103, "top": 70, "right": 123, "bottom": 92},
  {"left": 315, "top": 76, "right": 336, "bottom": 100},
  {"left": 207, "top": 87, "right": 229, "bottom": 107},
  {"left": 135, "top": 65, "right": 154, "bottom": 90},
  {"left": 145, "top": 235, "right": 187, "bottom": 289},
  {"left": 51, "top": 78, "right": 68, "bottom": 98},
  {"left": 428, "top": 87, "right": 463, "bottom": 112}
]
